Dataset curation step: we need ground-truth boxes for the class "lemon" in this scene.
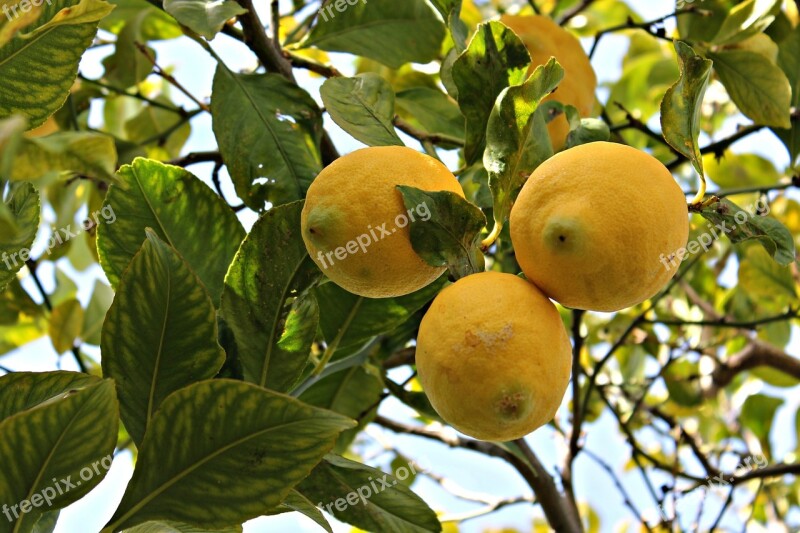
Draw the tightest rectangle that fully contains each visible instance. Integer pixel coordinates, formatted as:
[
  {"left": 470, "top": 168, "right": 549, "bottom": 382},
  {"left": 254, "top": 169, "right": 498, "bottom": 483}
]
[
  {"left": 416, "top": 271, "right": 572, "bottom": 442},
  {"left": 301, "top": 146, "right": 464, "bottom": 298},
  {"left": 500, "top": 14, "right": 597, "bottom": 149},
  {"left": 509, "top": 141, "right": 689, "bottom": 312}
]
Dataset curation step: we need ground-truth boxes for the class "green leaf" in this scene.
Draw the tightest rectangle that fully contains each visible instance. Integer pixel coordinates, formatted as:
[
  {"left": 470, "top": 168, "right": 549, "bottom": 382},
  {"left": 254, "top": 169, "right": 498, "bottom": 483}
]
[
  {"left": 0, "top": 374, "right": 118, "bottom": 532},
  {"left": 211, "top": 66, "right": 322, "bottom": 210},
  {"left": 163, "top": 0, "right": 246, "bottom": 40},
  {"left": 315, "top": 278, "right": 443, "bottom": 350},
  {"left": 124, "top": 97, "right": 191, "bottom": 159},
  {"left": 104, "top": 379, "right": 355, "bottom": 531},
  {"left": 266, "top": 490, "right": 332, "bottom": 533},
  {"left": 428, "top": 0, "right": 467, "bottom": 52},
  {"left": 0, "top": 370, "right": 98, "bottom": 420},
  {"left": 396, "top": 185, "right": 485, "bottom": 279},
  {"left": 711, "top": 0, "right": 782, "bottom": 45},
  {"left": 0, "top": 115, "right": 28, "bottom": 181},
  {"left": 395, "top": 88, "right": 464, "bottom": 144},
  {"left": 124, "top": 522, "right": 242, "bottom": 532},
  {"left": 484, "top": 58, "right": 562, "bottom": 227},
  {"left": 101, "top": 230, "right": 226, "bottom": 445},
  {"left": 0, "top": 278, "right": 43, "bottom": 327},
  {"left": 97, "top": 158, "right": 245, "bottom": 303},
  {"left": 0, "top": 0, "right": 44, "bottom": 47},
  {"left": 100, "top": 0, "right": 182, "bottom": 40},
  {"left": 740, "top": 393, "right": 782, "bottom": 445},
  {"left": 219, "top": 201, "right": 322, "bottom": 391},
  {"left": 300, "top": 363, "right": 384, "bottom": 451},
  {"left": 705, "top": 152, "right": 781, "bottom": 189},
  {"left": 9, "top": 131, "right": 118, "bottom": 183},
  {"left": 101, "top": 11, "right": 156, "bottom": 89},
  {"left": 298, "top": 455, "right": 441, "bottom": 533},
  {"left": 564, "top": 106, "right": 610, "bottom": 148},
  {"left": 385, "top": 379, "right": 442, "bottom": 422},
  {"left": 301, "top": 0, "right": 445, "bottom": 69},
  {"left": 738, "top": 245, "right": 797, "bottom": 302},
  {"left": 48, "top": 298, "right": 83, "bottom": 354},
  {"left": 699, "top": 198, "right": 796, "bottom": 266},
  {"left": 0, "top": 182, "right": 39, "bottom": 291},
  {"left": 80, "top": 280, "right": 114, "bottom": 345},
  {"left": 663, "top": 360, "right": 702, "bottom": 407},
  {"left": 32, "top": 511, "right": 59, "bottom": 533},
  {"left": 677, "top": 0, "right": 730, "bottom": 43},
  {"left": 0, "top": 0, "right": 115, "bottom": 129},
  {"left": 772, "top": 24, "right": 800, "bottom": 165},
  {"left": 320, "top": 74, "right": 403, "bottom": 147},
  {"left": 660, "top": 41, "right": 713, "bottom": 177},
  {"left": 708, "top": 49, "right": 792, "bottom": 129},
  {"left": 453, "top": 21, "right": 531, "bottom": 164}
]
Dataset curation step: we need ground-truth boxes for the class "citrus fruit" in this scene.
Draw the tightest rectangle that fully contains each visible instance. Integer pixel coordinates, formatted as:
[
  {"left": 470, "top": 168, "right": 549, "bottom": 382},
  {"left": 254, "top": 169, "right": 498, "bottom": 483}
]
[
  {"left": 500, "top": 14, "right": 597, "bottom": 149},
  {"left": 415, "top": 271, "right": 572, "bottom": 442},
  {"left": 301, "top": 146, "right": 464, "bottom": 298},
  {"left": 509, "top": 141, "right": 689, "bottom": 312}
]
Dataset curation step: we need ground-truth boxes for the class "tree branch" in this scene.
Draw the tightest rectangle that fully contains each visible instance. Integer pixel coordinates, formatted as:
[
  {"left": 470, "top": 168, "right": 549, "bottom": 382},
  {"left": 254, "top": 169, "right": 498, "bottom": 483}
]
[
  {"left": 168, "top": 151, "right": 222, "bottom": 167},
  {"left": 590, "top": 8, "right": 707, "bottom": 59},
  {"left": 643, "top": 308, "right": 798, "bottom": 329},
  {"left": 558, "top": 0, "right": 595, "bottom": 26},
  {"left": 394, "top": 116, "right": 464, "bottom": 147},
  {"left": 666, "top": 125, "right": 765, "bottom": 170},
  {"left": 712, "top": 338, "right": 800, "bottom": 390},
  {"left": 25, "top": 259, "right": 88, "bottom": 373},
  {"left": 375, "top": 415, "right": 584, "bottom": 532}
]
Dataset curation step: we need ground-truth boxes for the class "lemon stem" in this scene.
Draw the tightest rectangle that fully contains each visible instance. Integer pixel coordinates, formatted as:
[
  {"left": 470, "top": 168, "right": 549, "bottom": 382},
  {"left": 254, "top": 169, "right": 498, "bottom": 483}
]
[
  {"left": 689, "top": 171, "right": 707, "bottom": 207},
  {"left": 481, "top": 221, "right": 503, "bottom": 250}
]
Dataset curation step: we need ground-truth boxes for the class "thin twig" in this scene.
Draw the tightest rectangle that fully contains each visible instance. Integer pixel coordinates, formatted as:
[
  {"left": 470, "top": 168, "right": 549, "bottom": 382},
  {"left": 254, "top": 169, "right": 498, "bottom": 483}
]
[
  {"left": 665, "top": 125, "right": 765, "bottom": 170},
  {"left": 558, "top": 0, "right": 595, "bottom": 26},
  {"left": 643, "top": 309, "right": 798, "bottom": 329},
  {"left": 394, "top": 116, "right": 464, "bottom": 146},
  {"left": 133, "top": 42, "right": 211, "bottom": 112},
  {"left": 25, "top": 259, "right": 88, "bottom": 373},
  {"left": 582, "top": 448, "right": 652, "bottom": 531},
  {"left": 375, "top": 415, "right": 583, "bottom": 532},
  {"left": 78, "top": 74, "right": 188, "bottom": 115},
  {"left": 589, "top": 8, "right": 706, "bottom": 59}
]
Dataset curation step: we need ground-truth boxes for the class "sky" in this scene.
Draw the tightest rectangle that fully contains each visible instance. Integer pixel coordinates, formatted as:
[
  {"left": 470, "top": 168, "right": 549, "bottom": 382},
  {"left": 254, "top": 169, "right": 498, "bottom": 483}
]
[{"left": 2, "top": 0, "right": 798, "bottom": 532}]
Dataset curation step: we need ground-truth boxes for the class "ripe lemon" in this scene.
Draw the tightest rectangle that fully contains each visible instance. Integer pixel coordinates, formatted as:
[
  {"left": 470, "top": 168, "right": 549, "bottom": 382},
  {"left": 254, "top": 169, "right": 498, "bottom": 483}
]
[
  {"left": 509, "top": 142, "right": 689, "bottom": 312},
  {"left": 416, "top": 271, "right": 572, "bottom": 442},
  {"left": 500, "top": 14, "right": 597, "bottom": 149},
  {"left": 301, "top": 146, "right": 464, "bottom": 298}
]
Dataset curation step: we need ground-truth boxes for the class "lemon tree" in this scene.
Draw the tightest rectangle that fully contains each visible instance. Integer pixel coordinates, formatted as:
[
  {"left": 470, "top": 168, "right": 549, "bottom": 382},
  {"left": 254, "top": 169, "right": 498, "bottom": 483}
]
[{"left": 1, "top": 1, "right": 800, "bottom": 532}]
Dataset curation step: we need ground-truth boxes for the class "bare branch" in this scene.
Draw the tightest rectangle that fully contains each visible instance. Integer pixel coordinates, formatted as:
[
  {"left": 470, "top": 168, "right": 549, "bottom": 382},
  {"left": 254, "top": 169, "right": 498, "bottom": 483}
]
[
  {"left": 394, "top": 116, "right": 465, "bottom": 147},
  {"left": 375, "top": 415, "right": 584, "bottom": 532},
  {"left": 712, "top": 339, "right": 800, "bottom": 390},
  {"left": 558, "top": 0, "right": 595, "bottom": 26}
]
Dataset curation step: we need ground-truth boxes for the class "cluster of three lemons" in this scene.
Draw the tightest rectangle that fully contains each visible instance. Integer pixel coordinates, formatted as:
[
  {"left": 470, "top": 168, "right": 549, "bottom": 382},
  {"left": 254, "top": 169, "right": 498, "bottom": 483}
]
[{"left": 300, "top": 19, "right": 688, "bottom": 443}]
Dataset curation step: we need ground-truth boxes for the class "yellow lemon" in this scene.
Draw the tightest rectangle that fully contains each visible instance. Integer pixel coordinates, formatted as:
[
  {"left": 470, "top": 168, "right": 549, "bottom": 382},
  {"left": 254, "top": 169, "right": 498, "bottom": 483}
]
[
  {"left": 500, "top": 14, "right": 597, "bottom": 149},
  {"left": 301, "top": 146, "right": 464, "bottom": 298},
  {"left": 509, "top": 141, "right": 689, "bottom": 312},
  {"left": 416, "top": 271, "right": 572, "bottom": 441}
]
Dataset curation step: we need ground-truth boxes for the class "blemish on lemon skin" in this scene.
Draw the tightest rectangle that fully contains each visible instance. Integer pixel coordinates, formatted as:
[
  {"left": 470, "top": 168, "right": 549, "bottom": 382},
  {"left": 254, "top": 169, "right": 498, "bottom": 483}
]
[
  {"left": 464, "top": 330, "right": 481, "bottom": 347},
  {"left": 494, "top": 388, "right": 533, "bottom": 421}
]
